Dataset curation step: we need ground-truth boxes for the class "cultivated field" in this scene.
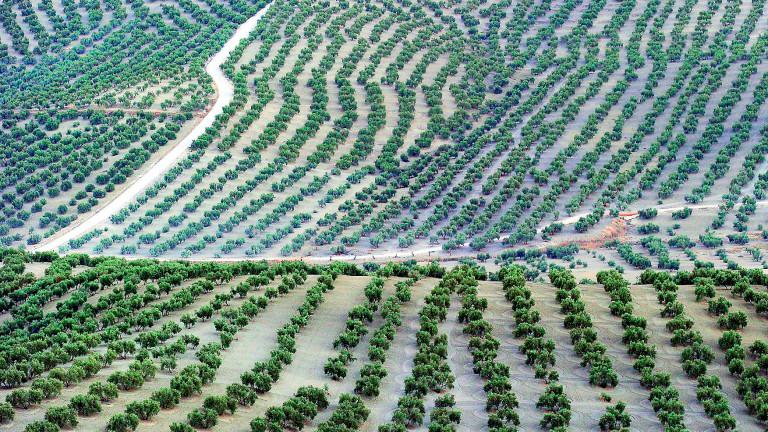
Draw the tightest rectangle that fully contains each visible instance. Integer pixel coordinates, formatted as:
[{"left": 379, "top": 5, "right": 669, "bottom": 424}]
[
  {"left": 2, "top": 250, "right": 768, "bottom": 431},
  {"left": 4, "top": 1, "right": 768, "bottom": 430},
  {"left": 0, "top": 0, "right": 766, "bottom": 271}
]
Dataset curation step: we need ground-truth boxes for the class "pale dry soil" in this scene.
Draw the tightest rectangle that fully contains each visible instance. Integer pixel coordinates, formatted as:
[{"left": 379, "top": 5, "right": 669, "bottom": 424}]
[{"left": 4, "top": 274, "right": 768, "bottom": 431}]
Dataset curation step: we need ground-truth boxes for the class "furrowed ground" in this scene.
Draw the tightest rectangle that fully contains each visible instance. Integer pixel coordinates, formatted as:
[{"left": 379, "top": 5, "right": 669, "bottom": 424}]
[
  {"left": 5, "top": 0, "right": 768, "bottom": 431},
  {"left": 2, "top": 250, "right": 768, "bottom": 431},
  {"left": 1, "top": 0, "right": 767, "bottom": 271}
]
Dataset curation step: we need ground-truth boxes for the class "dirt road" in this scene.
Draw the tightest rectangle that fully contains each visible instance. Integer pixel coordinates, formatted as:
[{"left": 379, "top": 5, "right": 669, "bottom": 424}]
[{"left": 31, "top": 5, "right": 273, "bottom": 253}]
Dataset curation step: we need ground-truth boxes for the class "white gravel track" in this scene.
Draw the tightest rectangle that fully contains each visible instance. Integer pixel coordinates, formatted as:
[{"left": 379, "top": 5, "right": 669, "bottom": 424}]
[
  {"left": 31, "top": 5, "right": 273, "bottom": 252},
  {"left": 29, "top": 0, "right": 768, "bottom": 262}
]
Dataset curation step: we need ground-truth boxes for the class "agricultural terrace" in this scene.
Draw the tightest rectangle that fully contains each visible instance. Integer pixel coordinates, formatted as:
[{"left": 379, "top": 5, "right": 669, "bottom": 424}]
[
  {"left": 3, "top": 248, "right": 768, "bottom": 431},
  {"left": 0, "top": 0, "right": 765, "bottom": 269}
]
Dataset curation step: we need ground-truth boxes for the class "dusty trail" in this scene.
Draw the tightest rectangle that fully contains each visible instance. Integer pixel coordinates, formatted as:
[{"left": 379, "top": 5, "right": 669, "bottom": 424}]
[
  {"left": 181, "top": 200, "right": 767, "bottom": 263},
  {"left": 47, "top": 197, "right": 761, "bottom": 280},
  {"left": 30, "top": 4, "right": 273, "bottom": 253}
]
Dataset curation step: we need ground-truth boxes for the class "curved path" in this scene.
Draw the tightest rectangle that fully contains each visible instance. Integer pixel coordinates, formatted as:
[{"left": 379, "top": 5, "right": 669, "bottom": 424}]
[
  {"left": 77, "top": 198, "right": 766, "bottom": 264},
  {"left": 28, "top": 3, "right": 764, "bottom": 262},
  {"left": 276, "top": 199, "right": 768, "bottom": 262},
  {"left": 187, "top": 200, "right": 768, "bottom": 264},
  {"left": 31, "top": 5, "right": 273, "bottom": 253}
]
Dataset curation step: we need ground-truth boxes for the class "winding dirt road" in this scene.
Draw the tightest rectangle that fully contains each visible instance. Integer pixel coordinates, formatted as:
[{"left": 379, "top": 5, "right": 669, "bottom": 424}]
[
  {"left": 31, "top": 5, "right": 273, "bottom": 253},
  {"left": 249, "top": 199, "right": 768, "bottom": 263},
  {"left": 28, "top": 2, "right": 764, "bottom": 262},
  {"left": 159, "top": 200, "right": 753, "bottom": 264}
]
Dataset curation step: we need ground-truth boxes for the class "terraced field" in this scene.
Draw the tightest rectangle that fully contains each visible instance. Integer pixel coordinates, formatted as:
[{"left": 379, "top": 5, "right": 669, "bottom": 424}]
[
  {"left": 0, "top": 0, "right": 765, "bottom": 271},
  {"left": 3, "top": 249, "right": 768, "bottom": 431}
]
